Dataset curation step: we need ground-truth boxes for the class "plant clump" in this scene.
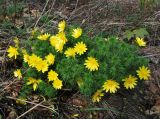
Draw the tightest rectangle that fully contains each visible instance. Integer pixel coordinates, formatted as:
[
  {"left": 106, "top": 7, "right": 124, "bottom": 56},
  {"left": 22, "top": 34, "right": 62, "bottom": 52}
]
[{"left": 7, "top": 21, "right": 150, "bottom": 102}]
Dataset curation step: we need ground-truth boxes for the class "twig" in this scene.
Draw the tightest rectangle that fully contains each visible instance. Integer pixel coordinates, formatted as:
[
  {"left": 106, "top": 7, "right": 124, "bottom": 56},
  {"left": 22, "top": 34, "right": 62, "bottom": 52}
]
[
  {"left": 74, "top": 0, "right": 79, "bottom": 10},
  {"left": 40, "top": 0, "right": 56, "bottom": 29},
  {"left": 0, "top": 50, "right": 6, "bottom": 53},
  {"left": 16, "top": 100, "right": 44, "bottom": 119},
  {"left": 0, "top": 67, "right": 30, "bottom": 94},
  {"left": 1, "top": 38, "right": 13, "bottom": 81},
  {"left": 100, "top": 22, "right": 160, "bottom": 26},
  {"left": 143, "top": 53, "right": 160, "bottom": 58},
  {"left": 34, "top": 0, "right": 50, "bottom": 27},
  {"left": 6, "top": 96, "right": 58, "bottom": 114}
]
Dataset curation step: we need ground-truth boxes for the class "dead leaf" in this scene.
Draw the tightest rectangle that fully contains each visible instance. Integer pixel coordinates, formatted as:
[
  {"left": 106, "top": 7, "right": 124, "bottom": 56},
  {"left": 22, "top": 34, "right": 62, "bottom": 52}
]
[
  {"left": 148, "top": 81, "right": 159, "bottom": 94},
  {"left": 0, "top": 57, "right": 4, "bottom": 62},
  {"left": 146, "top": 96, "right": 160, "bottom": 115},
  {"left": 23, "top": 13, "right": 30, "bottom": 18},
  {"left": 153, "top": 68, "right": 160, "bottom": 80},
  {"left": 30, "top": 9, "right": 40, "bottom": 17},
  {"left": 67, "top": 97, "right": 87, "bottom": 107},
  {"left": 147, "top": 105, "right": 160, "bottom": 115},
  {"left": 7, "top": 109, "right": 18, "bottom": 119},
  {"left": 15, "top": 19, "right": 24, "bottom": 28}
]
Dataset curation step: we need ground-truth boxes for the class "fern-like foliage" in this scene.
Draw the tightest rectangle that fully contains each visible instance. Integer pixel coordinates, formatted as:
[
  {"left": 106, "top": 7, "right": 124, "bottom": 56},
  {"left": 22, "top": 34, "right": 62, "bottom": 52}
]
[{"left": 10, "top": 22, "right": 149, "bottom": 99}]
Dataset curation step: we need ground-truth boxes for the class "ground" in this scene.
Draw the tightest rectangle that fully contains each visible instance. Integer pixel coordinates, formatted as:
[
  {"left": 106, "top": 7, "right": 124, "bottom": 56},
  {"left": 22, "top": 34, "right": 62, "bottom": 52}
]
[{"left": 0, "top": 0, "right": 160, "bottom": 119}]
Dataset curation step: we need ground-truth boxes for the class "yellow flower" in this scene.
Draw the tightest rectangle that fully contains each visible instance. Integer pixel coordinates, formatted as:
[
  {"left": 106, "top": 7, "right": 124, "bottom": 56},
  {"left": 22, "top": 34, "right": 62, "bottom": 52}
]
[
  {"left": 50, "top": 35, "right": 65, "bottom": 52},
  {"left": 35, "top": 60, "right": 48, "bottom": 73},
  {"left": 48, "top": 70, "right": 58, "bottom": 82},
  {"left": 72, "top": 28, "right": 82, "bottom": 38},
  {"left": 135, "top": 37, "right": 146, "bottom": 47},
  {"left": 92, "top": 89, "right": 104, "bottom": 102},
  {"left": 27, "top": 77, "right": 42, "bottom": 91},
  {"left": 13, "top": 37, "right": 19, "bottom": 47},
  {"left": 45, "top": 53, "right": 55, "bottom": 65},
  {"left": 52, "top": 79, "right": 63, "bottom": 89},
  {"left": 7, "top": 46, "right": 19, "bottom": 59},
  {"left": 22, "top": 49, "right": 27, "bottom": 54},
  {"left": 16, "top": 97, "right": 27, "bottom": 105},
  {"left": 102, "top": 80, "right": 120, "bottom": 93},
  {"left": 50, "top": 36, "right": 59, "bottom": 47},
  {"left": 64, "top": 48, "right": 76, "bottom": 58},
  {"left": 54, "top": 40, "right": 65, "bottom": 52},
  {"left": 72, "top": 114, "right": 79, "bottom": 118},
  {"left": 136, "top": 66, "right": 150, "bottom": 80},
  {"left": 27, "top": 54, "right": 41, "bottom": 67},
  {"left": 56, "top": 32, "right": 68, "bottom": 44},
  {"left": 31, "top": 28, "right": 38, "bottom": 36},
  {"left": 123, "top": 75, "right": 137, "bottom": 89},
  {"left": 84, "top": 57, "right": 99, "bottom": 71},
  {"left": 26, "top": 54, "right": 48, "bottom": 73},
  {"left": 14, "top": 69, "right": 22, "bottom": 79},
  {"left": 23, "top": 54, "right": 30, "bottom": 63},
  {"left": 74, "top": 42, "right": 87, "bottom": 55},
  {"left": 37, "top": 33, "right": 50, "bottom": 40},
  {"left": 58, "top": 20, "right": 66, "bottom": 32},
  {"left": 50, "top": 32, "right": 67, "bottom": 47},
  {"left": 77, "top": 78, "right": 84, "bottom": 87}
]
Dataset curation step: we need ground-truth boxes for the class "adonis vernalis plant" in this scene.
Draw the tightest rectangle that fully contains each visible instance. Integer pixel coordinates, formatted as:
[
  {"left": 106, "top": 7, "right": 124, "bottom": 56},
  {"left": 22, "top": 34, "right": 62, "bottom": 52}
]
[{"left": 7, "top": 20, "right": 150, "bottom": 102}]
